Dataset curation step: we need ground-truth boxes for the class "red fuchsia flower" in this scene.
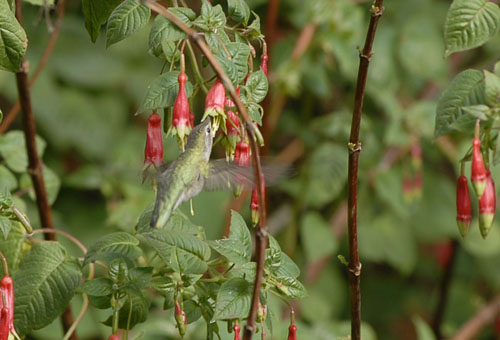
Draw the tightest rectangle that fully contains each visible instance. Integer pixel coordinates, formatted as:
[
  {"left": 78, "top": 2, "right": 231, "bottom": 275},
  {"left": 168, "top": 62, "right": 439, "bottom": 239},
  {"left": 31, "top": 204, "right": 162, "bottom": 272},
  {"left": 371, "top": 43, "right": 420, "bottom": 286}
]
[
  {"left": 479, "top": 170, "right": 496, "bottom": 238},
  {"left": 189, "top": 111, "right": 195, "bottom": 128},
  {"left": 456, "top": 175, "right": 472, "bottom": 237},
  {"left": 203, "top": 78, "right": 226, "bottom": 132},
  {"left": 221, "top": 111, "right": 241, "bottom": 160},
  {"left": 0, "top": 305, "right": 8, "bottom": 340},
  {"left": 260, "top": 53, "right": 268, "bottom": 77},
  {"left": 144, "top": 113, "right": 163, "bottom": 167},
  {"left": 251, "top": 187, "right": 259, "bottom": 227},
  {"left": 287, "top": 324, "right": 297, "bottom": 340},
  {"left": 172, "top": 72, "right": 192, "bottom": 151},
  {"left": 233, "top": 323, "right": 241, "bottom": 340},
  {"left": 471, "top": 137, "right": 487, "bottom": 197},
  {"left": 108, "top": 335, "right": 120, "bottom": 340},
  {"left": 224, "top": 85, "right": 240, "bottom": 109},
  {"left": 234, "top": 141, "right": 251, "bottom": 166}
]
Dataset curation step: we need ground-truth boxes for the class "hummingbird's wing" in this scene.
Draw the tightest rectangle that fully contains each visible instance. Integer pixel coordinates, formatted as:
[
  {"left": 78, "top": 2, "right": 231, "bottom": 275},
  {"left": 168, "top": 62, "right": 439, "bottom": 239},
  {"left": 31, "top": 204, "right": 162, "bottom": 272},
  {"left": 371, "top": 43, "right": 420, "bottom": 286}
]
[{"left": 203, "top": 159, "right": 290, "bottom": 191}]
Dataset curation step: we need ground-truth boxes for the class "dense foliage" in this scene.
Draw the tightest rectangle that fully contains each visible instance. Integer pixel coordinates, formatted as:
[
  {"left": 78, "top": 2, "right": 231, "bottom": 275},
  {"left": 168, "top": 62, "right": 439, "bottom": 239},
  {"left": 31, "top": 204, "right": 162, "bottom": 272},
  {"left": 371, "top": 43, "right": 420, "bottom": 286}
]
[{"left": 1, "top": 0, "right": 500, "bottom": 339}]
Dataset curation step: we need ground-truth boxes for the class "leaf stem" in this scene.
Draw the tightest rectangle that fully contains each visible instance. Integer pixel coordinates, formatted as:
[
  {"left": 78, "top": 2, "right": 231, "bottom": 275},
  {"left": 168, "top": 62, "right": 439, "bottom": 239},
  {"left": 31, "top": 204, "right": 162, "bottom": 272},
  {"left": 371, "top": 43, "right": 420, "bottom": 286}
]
[
  {"left": 29, "top": 228, "right": 87, "bottom": 254},
  {"left": 186, "top": 40, "right": 209, "bottom": 94},
  {"left": 346, "top": 2, "right": 384, "bottom": 340}
]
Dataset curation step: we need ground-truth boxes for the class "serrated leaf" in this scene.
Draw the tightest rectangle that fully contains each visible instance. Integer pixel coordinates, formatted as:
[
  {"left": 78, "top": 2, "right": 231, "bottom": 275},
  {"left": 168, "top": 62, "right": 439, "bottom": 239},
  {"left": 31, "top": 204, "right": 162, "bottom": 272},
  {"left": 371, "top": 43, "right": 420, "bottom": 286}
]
[
  {"left": 0, "top": 130, "right": 46, "bottom": 173},
  {"left": 274, "top": 252, "right": 300, "bottom": 279},
  {"left": 434, "top": 69, "right": 485, "bottom": 137},
  {"left": 216, "top": 54, "right": 239, "bottom": 85},
  {"left": 462, "top": 104, "right": 490, "bottom": 120},
  {"left": 0, "top": 165, "right": 16, "bottom": 191},
  {"left": 229, "top": 262, "right": 256, "bottom": 282},
  {"left": 484, "top": 70, "right": 500, "bottom": 105},
  {"left": 444, "top": 0, "right": 500, "bottom": 56},
  {"left": 82, "top": 277, "right": 113, "bottom": 296},
  {"left": 104, "top": 291, "right": 151, "bottom": 329},
  {"left": 225, "top": 42, "right": 250, "bottom": 84},
  {"left": 0, "top": 216, "right": 11, "bottom": 240},
  {"left": 106, "top": 0, "right": 151, "bottom": 47},
  {"left": 273, "top": 276, "right": 307, "bottom": 299},
  {"left": 128, "top": 267, "right": 153, "bottom": 289},
  {"left": 213, "top": 278, "right": 252, "bottom": 320},
  {"left": 148, "top": 8, "right": 195, "bottom": 57},
  {"left": 265, "top": 235, "right": 282, "bottom": 272},
  {"left": 244, "top": 70, "right": 268, "bottom": 103},
  {"left": 82, "top": 0, "right": 122, "bottom": 42},
  {"left": 138, "top": 71, "right": 194, "bottom": 113},
  {"left": 193, "top": 0, "right": 226, "bottom": 31},
  {"left": 142, "top": 229, "right": 210, "bottom": 274},
  {"left": 0, "top": 0, "right": 27, "bottom": 72},
  {"left": 228, "top": 0, "right": 250, "bottom": 25},
  {"left": 246, "top": 11, "right": 262, "bottom": 38},
  {"left": 84, "top": 232, "right": 142, "bottom": 266},
  {"left": 14, "top": 242, "right": 82, "bottom": 337}
]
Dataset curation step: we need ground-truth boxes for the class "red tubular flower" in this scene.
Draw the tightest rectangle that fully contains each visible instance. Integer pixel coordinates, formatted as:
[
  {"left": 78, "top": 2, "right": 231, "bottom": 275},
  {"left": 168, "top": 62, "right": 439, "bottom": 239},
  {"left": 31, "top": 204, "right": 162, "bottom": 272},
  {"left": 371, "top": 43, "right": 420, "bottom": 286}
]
[
  {"left": 0, "top": 307, "right": 8, "bottom": 340},
  {"left": 456, "top": 175, "right": 472, "bottom": 237},
  {"left": 233, "top": 324, "right": 241, "bottom": 340},
  {"left": 234, "top": 142, "right": 250, "bottom": 167},
  {"left": 203, "top": 78, "right": 226, "bottom": 131},
  {"left": 221, "top": 111, "right": 241, "bottom": 159},
  {"left": 144, "top": 113, "right": 163, "bottom": 167},
  {"left": 471, "top": 137, "right": 487, "bottom": 197},
  {"left": 0, "top": 276, "right": 13, "bottom": 332},
  {"left": 108, "top": 335, "right": 120, "bottom": 340},
  {"left": 287, "top": 324, "right": 297, "bottom": 340},
  {"left": 251, "top": 187, "right": 259, "bottom": 227},
  {"left": 260, "top": 53, "right": 268, "bottom": 77},
  {"left": 479, "top": 170, "right": 496, "bottom": 238},
  {"left": 172, "top": 72, "right": 192, "bottom": 151},
  {"left": 189, "top": 111, "right": 195, "bottom": 128}
]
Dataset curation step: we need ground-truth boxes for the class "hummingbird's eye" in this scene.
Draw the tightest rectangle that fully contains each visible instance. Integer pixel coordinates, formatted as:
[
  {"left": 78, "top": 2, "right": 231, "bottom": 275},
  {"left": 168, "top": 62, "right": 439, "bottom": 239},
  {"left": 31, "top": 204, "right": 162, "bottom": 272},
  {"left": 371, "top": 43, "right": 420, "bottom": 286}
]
[{"left": 206, "top": 126, "right": 211, "bottom": 134}]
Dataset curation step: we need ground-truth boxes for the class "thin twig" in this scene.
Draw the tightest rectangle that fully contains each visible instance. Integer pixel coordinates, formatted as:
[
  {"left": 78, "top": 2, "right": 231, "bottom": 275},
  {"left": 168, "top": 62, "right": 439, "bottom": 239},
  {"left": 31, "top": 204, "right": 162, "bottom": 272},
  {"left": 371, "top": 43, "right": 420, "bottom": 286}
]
[
  {"left": 432, "top": 240, "right": 459, "bottom": 339},
  {"left": 346, "top": 2, "right": 384, "bottom": 340},
  {"left": 0, "top": 0, "right": 66, "bottom": 134},
  {"left": 14, "top": 1, "right": 77, "bottom": 339},
  {"left": 141, "top": 2, "right": 268, "bottom": 339},
  {"left": 449, "top": 295, "right": 500, "bottom": 340}
]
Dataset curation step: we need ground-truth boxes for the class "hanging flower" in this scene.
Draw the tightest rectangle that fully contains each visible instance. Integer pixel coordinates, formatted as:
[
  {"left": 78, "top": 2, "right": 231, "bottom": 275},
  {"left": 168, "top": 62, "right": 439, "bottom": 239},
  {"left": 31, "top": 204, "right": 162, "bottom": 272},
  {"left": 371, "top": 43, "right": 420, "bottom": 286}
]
[
  {"left": 251, "top": 187, "right": 259, "bottom": 227},
  {"left": 203, "top": 78, "right": 226, "bottom": 132},
  {"left": 260, "top": 53, "right": 268, "bottom": 77},
  {"left": 171, "top": 72, "right": 192, "bottom": 151},
  {"left": 456, "top": 175, "right": 472, "bottom": 237},
  {"left": 479, "top": 170, "right": 496, "bottom": 238},
  {"left": 144, "top": 112, "right": 163, "bottom": 167},
  {"left": 221, "top": 111, "right": 241, "bottom": 160}
]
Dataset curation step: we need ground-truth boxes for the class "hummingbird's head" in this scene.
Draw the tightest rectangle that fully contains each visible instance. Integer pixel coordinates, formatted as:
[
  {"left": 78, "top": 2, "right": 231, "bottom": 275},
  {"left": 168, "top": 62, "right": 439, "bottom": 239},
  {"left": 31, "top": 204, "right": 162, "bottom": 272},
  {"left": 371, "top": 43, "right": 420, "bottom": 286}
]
[{"left": 185, "top": 118, "right": 213, "bottom": 160}]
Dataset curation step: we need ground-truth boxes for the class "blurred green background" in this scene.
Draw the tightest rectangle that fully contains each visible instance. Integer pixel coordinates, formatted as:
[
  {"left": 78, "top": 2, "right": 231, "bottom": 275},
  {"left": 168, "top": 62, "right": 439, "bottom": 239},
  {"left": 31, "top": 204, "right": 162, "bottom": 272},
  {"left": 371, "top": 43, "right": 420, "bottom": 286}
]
[{"left": 2, "top": 0, "right": 500, "bottom": 339}]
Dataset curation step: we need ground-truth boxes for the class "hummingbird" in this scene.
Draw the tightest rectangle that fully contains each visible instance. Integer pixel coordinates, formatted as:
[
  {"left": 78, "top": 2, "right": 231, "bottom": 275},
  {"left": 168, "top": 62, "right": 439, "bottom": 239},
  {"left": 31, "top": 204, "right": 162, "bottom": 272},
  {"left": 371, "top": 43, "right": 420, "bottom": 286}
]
[{"left": 150, "top": 118, "right": 269, "bottom": 228}]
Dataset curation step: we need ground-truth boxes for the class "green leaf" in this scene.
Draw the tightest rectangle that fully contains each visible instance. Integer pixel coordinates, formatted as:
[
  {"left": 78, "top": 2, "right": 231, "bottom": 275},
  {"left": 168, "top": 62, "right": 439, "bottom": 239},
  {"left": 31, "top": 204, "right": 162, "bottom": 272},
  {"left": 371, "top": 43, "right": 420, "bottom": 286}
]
[
  {"left": 245, "top": 11, "right": 262, "bottom": 38},
  {"left": 82, "top": 277, "right": 113, "bottom": 296},
  {"left": 243, "top": 70, "right": 268, "bottom": 103},
  {"left": 300, "top": 212, "right": 337, "bottom": 263},
  {"left": 228, "top": 0, "right": 250, "bottom": 25},
  {"left": 138, "top": 71, "right": 194, "bottom": 113},
  {"left": 0, "top": 0, "right": 27, "bottom": 72},
  {"left": 148, "top": 7, "right": 195, "bottom": 57},
  {"left": 14, "top": 242, "right": 82, "bottom": 337},
  {"left": 273, "top": 276, "right": 307, "bottom": 299},
  {"left": 226, "top": 42, "right": 251, "bottom": 84},
  {"left": 484, "top": 70, "right": 500, "bottom": 106},
  {"left": 413, "top": 316, "right": 436, "bottom": 340},
  {"left": 193, "top": 0, "right": 226, "bottom": 31},
  {"left": 0, "top": 221, "right": 25, "bottom": 276},
  {"left": 0, "top": 130, "right": 46, "bottom": 173},
  {"left": 213, "top": 278, "right": 252, "bottom": 320},
  {"left": 106, "top": 0, "right": 151, "bottom": 47},
  {"left": 208, "top": 210, "right": 251, "bottom": 264},
  {"left": 0, "top": 216, "right": 11, "bottom": 240},
  {"left": 265, "top": 235, "right": 282, "bottom": 272},
  {"left": 274, "top": 252, "right": 300, "bottom": 279},
  {"left": 82, "top": 0, "right": 122, "bottom": 42},
  {"left": 104, "top": 291, "right": 151, "bottom": 329},
  {"left": 142, "top": 229, "right": 210, "bottom": 274},
  {"left": 128, "top": 266, "right": 153, "bottom": 289},
  {"left": 444, "top": 0, "right": 500, "bottom": 56},
  {"left": 22, "top": 0, "right": 54, "bottom": 5},
  {"left": 434, "top": 69, "right": 485, "bottom": 138},
  {"left": 0, "top": 165, "right": 16, "bottom": 191},
  {"left": 84, "top": 232, "right": 142, "bottom": 266},
  {"left": 462, "top": 104, "right": 490, "bottom": 120}
]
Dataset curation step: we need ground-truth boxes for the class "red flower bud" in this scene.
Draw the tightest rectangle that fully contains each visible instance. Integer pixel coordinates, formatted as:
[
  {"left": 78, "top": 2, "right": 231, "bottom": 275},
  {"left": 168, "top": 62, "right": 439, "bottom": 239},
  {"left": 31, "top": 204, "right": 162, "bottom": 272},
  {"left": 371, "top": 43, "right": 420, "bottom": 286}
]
[
  {"left": 456, "top": 175, "right": 472, "bottom": 237},
  {"left": 172, "top": 72, "right": 192, "bottom": 151},
  {"left": 174, "top": 300, "right": 187, "bottom": 337},
  {"left": 108, "top": 335, "right": 120, "bottom": 340},
  {"left": 287, "top": 324, "right": 297, "bottom": 340},
  {"left": 471, "top": 137, "right": 487, "bottom": 197},
  {"left": 0, "top": 276, "right": 13, "bottom": 332},
  {"left": 0, "top": 307, "right": 9, "bottom": 340},
  {"left": 221, "top": 111, "right": 241, "bottom": 159},
  {"left": 479, "top": 170, "right": 496, "bottom": 238},
  {"left": 144, "top": 113, "right": 163, "bottom": 167},
  {"left": 233, "top": 324, "right": 241, "bottom": 340},
  {"left": 251, "top": 187, "right": 259, "bottom": 227},
  {"left": 260, "top": 54, "right": 268, "bottom": 77},
  {"left": 225, "top": 85, "right": 240, "bottom": 108}
]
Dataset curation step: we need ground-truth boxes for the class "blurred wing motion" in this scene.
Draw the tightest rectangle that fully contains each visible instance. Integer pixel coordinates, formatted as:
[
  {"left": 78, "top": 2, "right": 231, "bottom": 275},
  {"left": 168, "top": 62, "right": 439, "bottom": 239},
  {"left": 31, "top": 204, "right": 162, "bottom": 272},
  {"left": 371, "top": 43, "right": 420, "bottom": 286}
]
[{"left": 203, "top": 159, "right": 291, "bottom": 191}]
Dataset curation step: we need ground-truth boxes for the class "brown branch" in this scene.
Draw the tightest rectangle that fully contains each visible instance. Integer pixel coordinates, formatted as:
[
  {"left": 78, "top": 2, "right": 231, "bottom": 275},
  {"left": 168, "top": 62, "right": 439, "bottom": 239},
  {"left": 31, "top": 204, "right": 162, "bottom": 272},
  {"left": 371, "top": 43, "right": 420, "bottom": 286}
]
[
  {"left": 14, "top": 1, "right": 77, "bottom": 339},
  {"left": 0, "top": 0, "right": 66, "bottom": 134},
  {"left": 449, "top": 295, "right": 500, "bottom": 340},
  {"left": 141, "top": 2, "right": 268, "bottom": 339},
  {"left": 346, "top": 2, "right": 384, "bottom": 340},
  {"left": 432, "top": 240, "right": 459, "bottom": 339}
]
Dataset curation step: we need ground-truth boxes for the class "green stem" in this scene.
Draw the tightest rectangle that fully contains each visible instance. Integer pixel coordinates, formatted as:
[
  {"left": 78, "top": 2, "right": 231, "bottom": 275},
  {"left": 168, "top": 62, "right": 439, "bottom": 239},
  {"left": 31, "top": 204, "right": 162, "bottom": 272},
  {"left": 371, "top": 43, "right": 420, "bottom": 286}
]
[
  {"left": 125, "top": 293, "right": 133, "bottom": 340},
  {"left": 186, "top": 40, "right": 208, "bottom": 94},
  {"left": 62, "top": 295, "right": 89, "bottom": 340}
]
